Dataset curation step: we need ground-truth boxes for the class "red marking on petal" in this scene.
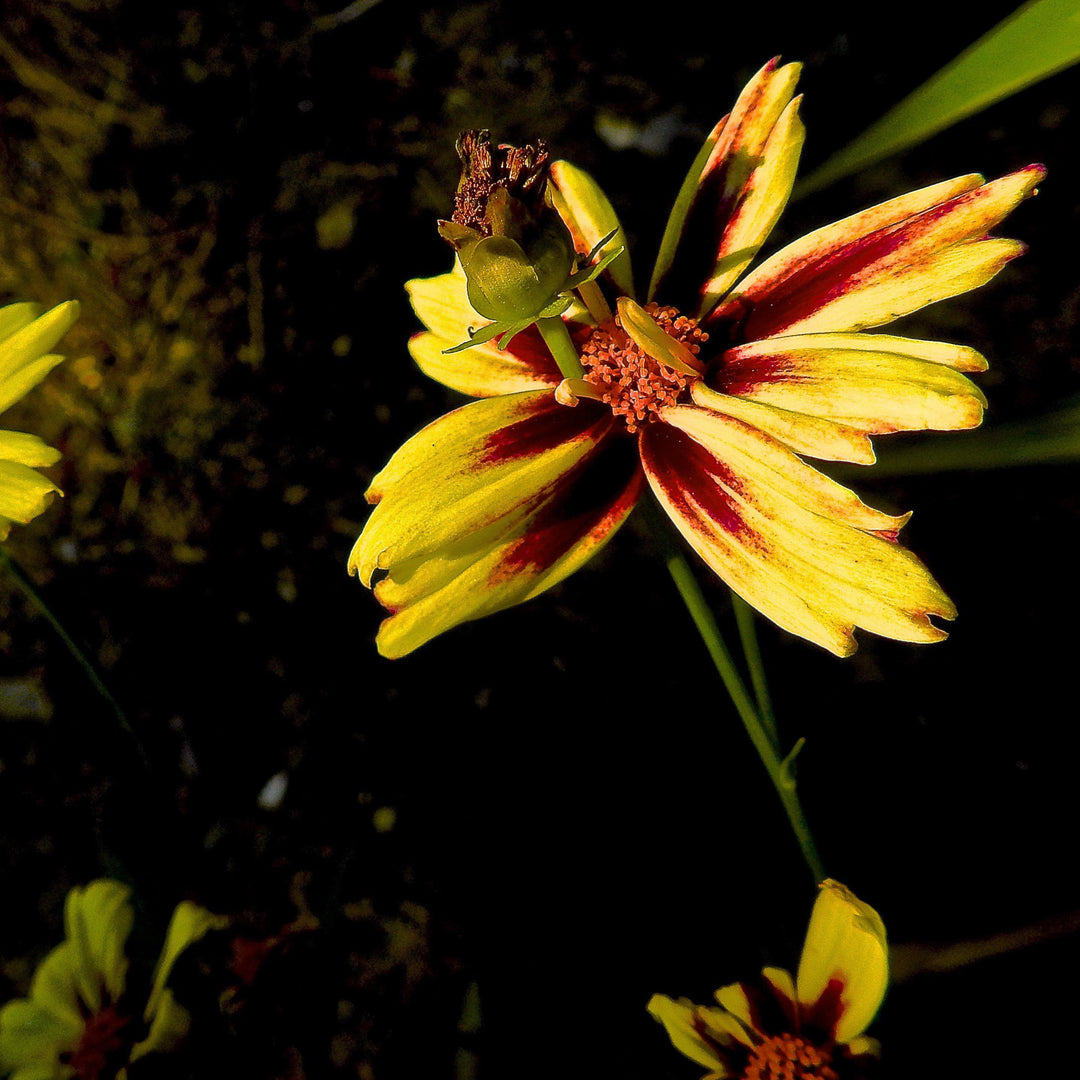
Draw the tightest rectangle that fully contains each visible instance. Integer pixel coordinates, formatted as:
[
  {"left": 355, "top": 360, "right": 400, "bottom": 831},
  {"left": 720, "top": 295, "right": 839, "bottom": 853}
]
[
  {"left": 711, "top": 351, "right": 797, "bottom": 396},
  {"left": 476, "top": 395, "right": 611, "bottom": 468},
  {"left": 715, "top": 180, "right": 1027, "bottom": 341},
  {"left": 493, "top": 434, "right": 643, "bottom": 578},
  {"left": 741, "top": 978, "right": 798, "bottom": 1038},
  {"left": 800, "top": 977, "right": 847, "bottom": 1043},
  {"left": 639, "top": 422, "right": 753, "bottom": 543}
]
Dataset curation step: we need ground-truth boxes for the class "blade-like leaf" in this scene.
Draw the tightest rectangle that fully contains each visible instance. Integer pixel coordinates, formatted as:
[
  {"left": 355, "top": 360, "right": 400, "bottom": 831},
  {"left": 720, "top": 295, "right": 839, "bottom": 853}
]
[{"left": 799, "top": 0, "right": 1080, "bottom": 195}]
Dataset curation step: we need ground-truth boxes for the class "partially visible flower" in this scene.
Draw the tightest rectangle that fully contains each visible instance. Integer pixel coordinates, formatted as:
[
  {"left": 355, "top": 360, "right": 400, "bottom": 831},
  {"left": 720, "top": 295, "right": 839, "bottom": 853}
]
[
  {"left": 350, "top": 59, "right": 1043, "bottom": 658},
  {"left": 0, "top": 300, "right": 80, "bottom": 540},
  {"left": 649, "top": 880, "right": 888, "bottom": 1080},
  {"left": 0, "top": 880, "right": 226, "bottom": 1080}
]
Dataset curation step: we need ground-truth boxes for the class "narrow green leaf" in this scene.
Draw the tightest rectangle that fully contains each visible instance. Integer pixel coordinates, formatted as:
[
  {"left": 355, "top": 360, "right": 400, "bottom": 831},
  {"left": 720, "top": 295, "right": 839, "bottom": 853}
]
[{"left": 799, "top": 0, "right": 1080, "bottom": 195}]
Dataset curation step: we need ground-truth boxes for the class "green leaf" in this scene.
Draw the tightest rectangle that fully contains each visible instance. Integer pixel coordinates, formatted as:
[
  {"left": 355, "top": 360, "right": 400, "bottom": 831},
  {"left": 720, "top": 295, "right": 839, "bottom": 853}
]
[{"left": 798, "top": 0, "right": 1080, "bottom": 195}]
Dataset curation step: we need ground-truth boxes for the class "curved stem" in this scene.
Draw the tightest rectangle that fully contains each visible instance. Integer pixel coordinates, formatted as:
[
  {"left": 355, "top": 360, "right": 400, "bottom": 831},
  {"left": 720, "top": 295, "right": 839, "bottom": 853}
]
[
  {"left": 640, "top": 499, "right": 825, "bottom": 882},
  {"left": 537, "top": 316, "right": 585, "bottom": 379}
]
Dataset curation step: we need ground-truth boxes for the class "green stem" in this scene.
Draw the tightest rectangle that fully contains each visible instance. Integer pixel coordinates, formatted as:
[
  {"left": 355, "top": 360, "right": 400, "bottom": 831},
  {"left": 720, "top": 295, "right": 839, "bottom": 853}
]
[
  {"left": 732, "top": 593, "right": 778, "bottom": 745},
  {"left": 641, "top": 500, "right": 825, "bottom": 882},
  {"left": 537, "top": 316, "right": 585, "bottom": 379},
  {"left": 0, "top": 546, "right": 149, "bottom": 768}
]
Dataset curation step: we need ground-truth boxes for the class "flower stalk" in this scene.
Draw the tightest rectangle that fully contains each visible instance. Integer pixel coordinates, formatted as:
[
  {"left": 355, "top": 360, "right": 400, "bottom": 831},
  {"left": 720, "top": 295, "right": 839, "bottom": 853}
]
[{"left": 638, "top": 496, "right": 826, "bottom": 883}]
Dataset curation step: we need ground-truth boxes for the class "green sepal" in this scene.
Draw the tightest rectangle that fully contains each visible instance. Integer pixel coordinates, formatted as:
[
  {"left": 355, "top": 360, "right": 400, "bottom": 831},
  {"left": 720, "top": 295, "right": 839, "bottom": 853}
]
[{"left": 565, "top": 243, "right": 625, "bottom": 290}]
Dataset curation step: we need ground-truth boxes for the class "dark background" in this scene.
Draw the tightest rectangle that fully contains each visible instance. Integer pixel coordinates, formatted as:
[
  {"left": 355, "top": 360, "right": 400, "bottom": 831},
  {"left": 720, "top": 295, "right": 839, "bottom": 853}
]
[{"left": 1, "top": 1, "right": 1077, "bottom": 1077}]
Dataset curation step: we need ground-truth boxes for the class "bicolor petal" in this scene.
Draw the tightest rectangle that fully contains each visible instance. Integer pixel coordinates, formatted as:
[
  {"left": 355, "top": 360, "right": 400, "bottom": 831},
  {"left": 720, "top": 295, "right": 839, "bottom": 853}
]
[
  {"left": 641, "top": 408, "right": 955, "bottom": 656},
  {"left": 549, "top": 159, "right": 634, "bottom": 297},
  {"left": 647, "top": 994, "right": 743, "bottom": 1076},
  {"left": 650, "top": 58, "right": 803, "bottom": 315},
  {"left": 709, "top": 167, "right": 1043, "bottom": 338},
  {"left": 691, "top": 382, "right": 876, "bottom": 464},
  {"left": 714, "top": 332, "right": 988, "bottom": 436},
  {"left": 406, "top": 269, "right": 562, "bottom": 394},
  {"left": 350, "top": 391, "right": 641, "bottom": 655},
  {"left": 796, "top": 880, "right": 888, "bottom": 1045}
]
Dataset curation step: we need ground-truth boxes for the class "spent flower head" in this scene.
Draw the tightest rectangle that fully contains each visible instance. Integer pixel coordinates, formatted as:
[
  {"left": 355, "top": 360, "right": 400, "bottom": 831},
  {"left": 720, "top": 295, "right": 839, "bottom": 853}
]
[{"left": 350, "top": 58, "right": 1043, "bottom": 658}]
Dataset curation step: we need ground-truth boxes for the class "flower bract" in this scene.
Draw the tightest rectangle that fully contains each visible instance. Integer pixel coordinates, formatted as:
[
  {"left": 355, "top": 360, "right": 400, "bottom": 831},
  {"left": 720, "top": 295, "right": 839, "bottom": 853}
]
[
  {"left": 350, "top": 58, "right": 1043, "bottom": 658},
  {"left": 0, "top": 300, "right": 80, "bottom": 540},
  {"left": 0, "top": 880, "right": 225, "bottom": 1080},
  {"left": 649, "top": 879, "right": 888, "bottom": 1080}
]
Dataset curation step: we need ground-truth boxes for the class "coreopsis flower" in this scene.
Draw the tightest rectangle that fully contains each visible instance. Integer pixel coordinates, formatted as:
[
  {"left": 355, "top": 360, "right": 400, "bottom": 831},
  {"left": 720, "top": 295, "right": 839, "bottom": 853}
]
[
  {"left": 0, "top": 880, "right": 225, "bottom": 1080},
  {"left": 0, "top": 300, "right": 80, "bottom": 540},
  {"left": 350, "top": 58, "right": 1043, "bottom": 658},
  {"left": 649, "top": 879, "right": 887, "bottom": 1080}
]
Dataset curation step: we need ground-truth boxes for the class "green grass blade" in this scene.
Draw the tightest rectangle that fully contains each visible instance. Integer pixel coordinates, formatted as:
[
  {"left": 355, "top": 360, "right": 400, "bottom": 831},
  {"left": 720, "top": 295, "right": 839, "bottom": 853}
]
[{"left": 799, "top": 0, "right": 1080, "bottom": 195}]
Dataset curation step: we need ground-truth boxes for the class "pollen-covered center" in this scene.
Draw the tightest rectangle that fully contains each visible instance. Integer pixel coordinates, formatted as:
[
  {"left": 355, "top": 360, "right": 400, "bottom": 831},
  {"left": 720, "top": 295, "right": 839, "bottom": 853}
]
[
  {"left": 742, "top": 1033, "right": 839, "bottom": 1080},
  {"left": 580, "top": 302, "right": 708, "bottom": 432}
]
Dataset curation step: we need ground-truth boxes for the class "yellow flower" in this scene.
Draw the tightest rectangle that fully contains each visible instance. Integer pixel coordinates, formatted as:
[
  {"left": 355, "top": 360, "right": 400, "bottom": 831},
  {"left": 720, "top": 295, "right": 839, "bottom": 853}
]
[
  {"left": 0, "top": 300, "right": 80, "bottom": 540},
  {"left": 350, "top": 58, "right": 1042, "bottom": 658},
  {"left": 649, "top": 880, "right": 888, "bottom": 1080},
  {"left": 0, "top": 880, "right": 226, "bottom": 1080}
]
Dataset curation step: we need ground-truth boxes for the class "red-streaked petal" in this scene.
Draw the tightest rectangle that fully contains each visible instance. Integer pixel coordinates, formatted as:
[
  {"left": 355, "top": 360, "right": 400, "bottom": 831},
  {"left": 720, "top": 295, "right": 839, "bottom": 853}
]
[
  {"left": 640, "top": 408, "right": 955, "bottom": 656},
  {"left": 691, "top": 382, "right": 876, "bottom": 464},
  {"left": 796, "top": 880, "right": 888, "bottom": 1045},
  {"left": 352, "top": 391, "right": 615, "bottom": 583},
  {"left": 708, "top": 166, "right": 1043, "bottom": 339},
  {"left": 371, "top": 432, "right": 642, "bottom": 657},
  {"left": 406, "top": 269, "right": 562, "bottom": 394},
  {"left": 650, "top": 58, "right": 803, "bottom": 314},
  {"left": 549, "top": 159, "right": 635, "bottom": 298},
  {"left": 713, "top": 332, "right": 987, "bottom": 436},
  {"left": 349, "top": 392, "right": 642, "bottom": 656},
  {"left": 648, "top": 994, "right": 744, "bottom": 1076}
]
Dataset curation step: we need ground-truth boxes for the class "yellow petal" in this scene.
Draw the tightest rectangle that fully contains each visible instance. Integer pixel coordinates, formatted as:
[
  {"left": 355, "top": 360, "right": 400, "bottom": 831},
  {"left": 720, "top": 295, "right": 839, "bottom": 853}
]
[
  {"left": 651, "top": 58, "right": 802, "bottom": 314},
  {"left": 351, "top": 391, "right": 615, "bottom": 586},
  {"left": 64, "top": 880, "right": 134, "bottom": 1014},
  {"left": 796, "top": 880, "right": 888, "bottom": 1044},
  {"left": 0, "top": 998, "right": 81, "bottom": 1074},
  {"left": 0, "top": 430, "right": 62, "bottom": 469},
  {"left": 641, "top": 409, "right": 954, "bottom": 656},
  {"left": 408, "top": 330, "right": 561, "bottom": 396},
  {"left": 691, "top": 383, "right": 876, "bottom": 464},
  {"left": 134, "top": 901, "right": 228, "bottom": 1059},
  {"left": 0, "top": 301, "right": 79, "bottom": 413},
  {"left": 715, "top": 332, "right": 987, "bottom": 435},
  {"left": 647, "top": 995, "right": 734, "bottom": 1075},
  {"left": 27, "top": 944, "right": 83, "bottom": 1032},
  {"left": 371, "top": 437, "right": 641, "bottom": 657},
  {"left": 698, "top": 95, "right": 805, "bottom": 314},
  {"left": 0, "top": 460, "right": 61, "bottom": 527},
  {"left": 548, "top": 159, "right": 634, "bottom": 297},
  {"left": 351, "top": 393, "right": 642, "bottom": 656},
  {"left": 710, "top": 167, "right": 1042, "bottom": 338}
]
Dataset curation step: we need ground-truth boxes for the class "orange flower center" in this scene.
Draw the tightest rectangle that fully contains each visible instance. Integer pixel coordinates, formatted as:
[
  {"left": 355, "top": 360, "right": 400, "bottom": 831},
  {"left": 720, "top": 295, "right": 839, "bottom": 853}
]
[
  {"left": 580, "top": 302, "right": 708, "bottom": 432},
  {"left": 742, "top": 1033, "right": 839, "bottom": 1080},
  {"left": 64, "top": 1005, "right": 132, "bottom": 1080}
]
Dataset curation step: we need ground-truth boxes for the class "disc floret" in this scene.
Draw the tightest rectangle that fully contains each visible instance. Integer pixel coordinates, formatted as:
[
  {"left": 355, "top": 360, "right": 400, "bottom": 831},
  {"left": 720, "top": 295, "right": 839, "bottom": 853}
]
[{"left": 579, "top": 300, "right": 709, "bottom": 432}]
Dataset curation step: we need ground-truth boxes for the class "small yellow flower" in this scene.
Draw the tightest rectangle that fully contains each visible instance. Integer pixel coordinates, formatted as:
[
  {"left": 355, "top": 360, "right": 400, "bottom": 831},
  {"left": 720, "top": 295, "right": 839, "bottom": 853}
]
[
  {"left": 350, "top": 58, "right": 1042, "bottom": 658},
  {"left": 0, "top": 300, "right": 80, "bottom": 540},
  {"left": 0, "top": 880, "right": 225, "bottom": 1080},
  {"left": 649, "top": 880, "right": 888, "bottom": 1080}
]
